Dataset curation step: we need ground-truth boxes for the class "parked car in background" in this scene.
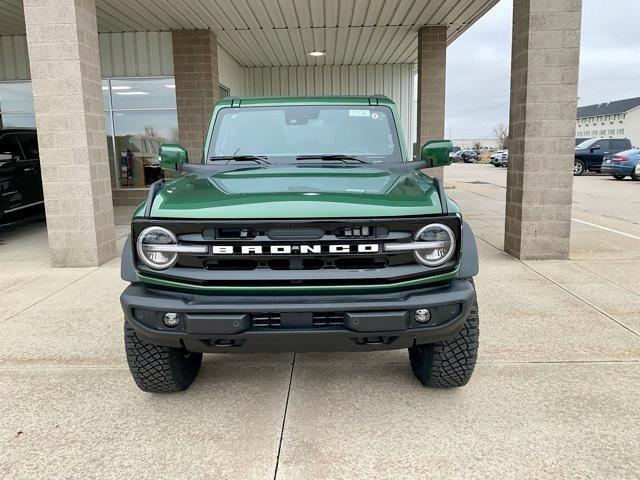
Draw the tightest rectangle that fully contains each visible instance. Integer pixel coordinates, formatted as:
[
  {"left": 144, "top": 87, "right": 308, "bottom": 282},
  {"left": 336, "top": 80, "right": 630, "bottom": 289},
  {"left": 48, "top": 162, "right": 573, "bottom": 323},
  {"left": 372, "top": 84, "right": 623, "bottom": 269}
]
[
  {"left": 0, "top": 128, "right": 43, "bottom": 223},
  {"left": 601, "top": 149, "right": 640, "bottom": 180},
  {"left": 574, "top": 138, "right": 632, "bottom": 176},
  {"left": 575, "top": 137, "right": 591, "bottom": 146},
  {"left": 490, "top": 149, "right": 508, "bottom": 167},
  {"left": 461, "top": 149, "right": 479, "bottom": 163}
]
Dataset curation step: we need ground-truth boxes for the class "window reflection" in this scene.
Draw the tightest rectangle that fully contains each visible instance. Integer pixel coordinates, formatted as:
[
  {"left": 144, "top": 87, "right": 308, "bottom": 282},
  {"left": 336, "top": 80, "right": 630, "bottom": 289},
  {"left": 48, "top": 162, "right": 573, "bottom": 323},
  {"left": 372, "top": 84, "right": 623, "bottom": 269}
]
[
  {"left": 0, "top": 82, "right": 35, "bottom": 129},
  {"left": 104, "top": 77, "right": 179, "bottom": 189},
  {"left": 112, "top": 110, "right": 178, "bottom": 188}
]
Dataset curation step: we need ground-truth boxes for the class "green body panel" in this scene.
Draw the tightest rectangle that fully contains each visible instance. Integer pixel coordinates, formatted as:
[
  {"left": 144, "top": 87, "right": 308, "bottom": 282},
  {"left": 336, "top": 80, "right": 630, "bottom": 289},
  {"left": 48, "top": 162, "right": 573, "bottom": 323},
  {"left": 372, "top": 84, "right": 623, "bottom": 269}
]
[
  {"left": 133, "top": 95, "right": 459, "bottom": 293},
  {"left": 145, "top": 166, "right": 453, "bottom": 219}
]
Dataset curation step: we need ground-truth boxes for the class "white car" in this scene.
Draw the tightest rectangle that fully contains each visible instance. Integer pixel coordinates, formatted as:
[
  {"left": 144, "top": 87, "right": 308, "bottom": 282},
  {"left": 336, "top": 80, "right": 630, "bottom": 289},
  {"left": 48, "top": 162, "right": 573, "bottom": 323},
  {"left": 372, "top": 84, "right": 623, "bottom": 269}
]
[{"left": 490, "top": 149, "right": 508, "bottom": 167}]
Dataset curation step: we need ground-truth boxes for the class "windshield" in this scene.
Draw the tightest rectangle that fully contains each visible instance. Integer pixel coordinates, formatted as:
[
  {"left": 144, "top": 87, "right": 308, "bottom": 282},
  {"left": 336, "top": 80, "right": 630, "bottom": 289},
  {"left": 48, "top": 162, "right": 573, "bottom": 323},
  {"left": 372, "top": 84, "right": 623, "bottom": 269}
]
[
  {"left": 575, "top": 138, "right": 597, "bottom": 150},
  {"left": 208, "top": 105, "right": 402, "bottom": 163}
]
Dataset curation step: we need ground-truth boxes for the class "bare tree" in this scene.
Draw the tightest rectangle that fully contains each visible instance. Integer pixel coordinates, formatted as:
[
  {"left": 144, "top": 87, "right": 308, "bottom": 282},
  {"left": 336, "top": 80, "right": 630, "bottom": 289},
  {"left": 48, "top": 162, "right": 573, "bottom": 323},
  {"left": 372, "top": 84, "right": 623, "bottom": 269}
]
[
  {"left": 493, "top": 123, "right": 509, "bottom": 149},
  {"left": 473, "top": 140, "right": 482, "bottom": 151}
]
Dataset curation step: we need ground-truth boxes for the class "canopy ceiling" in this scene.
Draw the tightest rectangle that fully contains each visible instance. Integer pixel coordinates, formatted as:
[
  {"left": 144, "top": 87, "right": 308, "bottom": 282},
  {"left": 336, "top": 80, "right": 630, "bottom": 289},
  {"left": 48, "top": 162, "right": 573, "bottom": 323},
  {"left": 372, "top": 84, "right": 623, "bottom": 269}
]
[{"left": 0, "top": 0, "right": 498, "bottom": 67}]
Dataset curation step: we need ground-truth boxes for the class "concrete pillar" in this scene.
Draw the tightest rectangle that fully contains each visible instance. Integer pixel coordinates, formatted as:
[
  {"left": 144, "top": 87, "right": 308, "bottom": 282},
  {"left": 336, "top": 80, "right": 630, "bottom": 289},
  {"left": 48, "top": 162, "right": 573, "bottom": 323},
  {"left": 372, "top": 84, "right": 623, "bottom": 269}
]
[
  {"left": 23, "top": 0, "right": 116, "bottom": 267},
  {"left": 416, "top": 25, "right": 447, "bottom": 179},
  {"left": 172, "top": 30, "right": 220, "bottom": 162},
  {"left": 504, "top": 0, "right": 582, "bottom": 260}
]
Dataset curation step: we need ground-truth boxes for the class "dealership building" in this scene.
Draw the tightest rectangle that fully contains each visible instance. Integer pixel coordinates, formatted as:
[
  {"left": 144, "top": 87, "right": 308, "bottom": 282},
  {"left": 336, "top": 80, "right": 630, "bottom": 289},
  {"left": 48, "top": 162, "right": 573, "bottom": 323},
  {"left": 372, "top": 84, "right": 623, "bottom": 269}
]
[{"left": 0, "top": 0, "right": 583, "bottom": 266}]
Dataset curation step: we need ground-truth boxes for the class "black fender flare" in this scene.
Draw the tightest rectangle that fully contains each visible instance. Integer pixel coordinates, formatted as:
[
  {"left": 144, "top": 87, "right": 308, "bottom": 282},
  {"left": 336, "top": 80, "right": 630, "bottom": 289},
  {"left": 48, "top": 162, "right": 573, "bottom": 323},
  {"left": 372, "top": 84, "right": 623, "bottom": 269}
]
[
  {"left": 457, "top": 221, "right": 479, "bottom": 278},
  {"left": 121, "top": 235, "right": 137, "bottom": 282}
]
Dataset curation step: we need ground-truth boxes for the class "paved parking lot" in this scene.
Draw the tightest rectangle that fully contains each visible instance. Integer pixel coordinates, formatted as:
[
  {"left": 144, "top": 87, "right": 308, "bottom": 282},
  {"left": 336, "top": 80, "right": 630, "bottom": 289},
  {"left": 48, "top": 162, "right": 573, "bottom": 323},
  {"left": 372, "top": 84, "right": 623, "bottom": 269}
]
[{"left": 1, "top": 164, "right": 639, "bottom": 479}]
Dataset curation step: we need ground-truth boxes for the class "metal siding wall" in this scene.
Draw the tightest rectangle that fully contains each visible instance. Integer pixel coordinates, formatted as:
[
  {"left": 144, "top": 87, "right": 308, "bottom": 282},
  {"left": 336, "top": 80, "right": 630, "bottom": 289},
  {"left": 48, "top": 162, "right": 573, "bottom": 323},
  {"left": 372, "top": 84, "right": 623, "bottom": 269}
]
[
  {"left": 99, "top": 32, "right": 174, "bottom": 77},
  {"left": 243, "top": 64, "right": 416, "bottom": 150},
  {"left": 218, "top": 46, "right": 245, "bottom": 96},
  {"left": 0, "top": 36, "right": 30, "bottom": 80}
]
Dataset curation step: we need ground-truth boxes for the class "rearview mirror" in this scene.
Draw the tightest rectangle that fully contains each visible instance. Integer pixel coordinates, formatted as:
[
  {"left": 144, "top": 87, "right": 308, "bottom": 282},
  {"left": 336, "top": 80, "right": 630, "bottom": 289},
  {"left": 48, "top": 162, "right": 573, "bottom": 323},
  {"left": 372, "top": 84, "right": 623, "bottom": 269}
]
[
  {"left": 159, "top": 144, "right": 188, "bottom": 172},
  {"left": 0, "top": 153, "right": 16, "bottom": 162},
  {"left": 421, "top": 140, "right": 453, "bottom": 168}
]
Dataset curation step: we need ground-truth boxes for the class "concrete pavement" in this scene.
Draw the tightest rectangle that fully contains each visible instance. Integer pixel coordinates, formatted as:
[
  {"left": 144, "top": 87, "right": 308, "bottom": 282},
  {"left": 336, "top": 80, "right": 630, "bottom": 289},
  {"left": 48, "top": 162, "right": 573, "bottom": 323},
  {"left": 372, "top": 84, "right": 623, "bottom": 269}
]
[{"left": 1, "top": 164, "right": 639, "bottom": 479}]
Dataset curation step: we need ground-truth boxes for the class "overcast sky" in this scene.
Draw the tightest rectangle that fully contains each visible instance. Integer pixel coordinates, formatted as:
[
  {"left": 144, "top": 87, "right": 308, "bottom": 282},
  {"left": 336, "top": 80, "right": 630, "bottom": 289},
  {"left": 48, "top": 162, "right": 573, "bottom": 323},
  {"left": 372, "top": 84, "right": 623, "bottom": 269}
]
[{"left": 445, "top": 0, "right": 640, "bottom": 139}]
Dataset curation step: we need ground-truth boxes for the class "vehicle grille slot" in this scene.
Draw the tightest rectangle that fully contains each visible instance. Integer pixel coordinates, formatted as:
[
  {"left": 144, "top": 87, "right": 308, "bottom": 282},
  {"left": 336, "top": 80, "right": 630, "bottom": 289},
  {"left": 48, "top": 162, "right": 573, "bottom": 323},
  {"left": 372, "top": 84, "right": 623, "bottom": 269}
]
[
  {"left": 216, "top": 228, "right": 256, "bottom": 239},
  {"left": 312, "top": 312, "right": 345, "bottom": 327},
  {"left": 336, "top": 225, "right": 387, "bottom": 239},
  {"left": 251, "top": 313, "right": 282, "bottom": 328}
]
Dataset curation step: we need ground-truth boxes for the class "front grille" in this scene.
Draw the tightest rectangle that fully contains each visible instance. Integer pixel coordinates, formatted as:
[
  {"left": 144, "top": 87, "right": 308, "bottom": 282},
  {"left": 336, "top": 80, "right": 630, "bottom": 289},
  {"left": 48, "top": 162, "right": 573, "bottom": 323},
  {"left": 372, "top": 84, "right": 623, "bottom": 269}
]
[
  {"left": 133, "top": 216, "right": 461, "bottom": 287},
  {"left": 251, "top": 313, "right": 281, "bottom": 328},
  {"left": 312, "top": 312, "right": 345, "bottom": 327}
]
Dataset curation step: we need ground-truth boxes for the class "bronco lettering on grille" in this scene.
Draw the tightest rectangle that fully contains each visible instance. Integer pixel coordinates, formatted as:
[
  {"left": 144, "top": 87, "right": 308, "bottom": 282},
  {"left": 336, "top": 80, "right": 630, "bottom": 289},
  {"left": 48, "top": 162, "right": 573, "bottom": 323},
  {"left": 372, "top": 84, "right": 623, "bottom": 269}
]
[{"left": 211, "top": 244, "right": 379, "bottom": 255}]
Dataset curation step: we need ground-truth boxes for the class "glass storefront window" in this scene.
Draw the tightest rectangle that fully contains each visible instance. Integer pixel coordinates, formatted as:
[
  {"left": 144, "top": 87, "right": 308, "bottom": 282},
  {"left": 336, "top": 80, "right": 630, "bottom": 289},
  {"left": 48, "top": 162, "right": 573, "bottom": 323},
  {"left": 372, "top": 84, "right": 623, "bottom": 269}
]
[
  {"left": 104, "top": 77, "right": 179, "bottom": 189},
  {"left": 112, "top": 109, "right": 178, "bottom": 188},
  {"left": 110, "top": 78, "right": 177, "bottom": 110},
  {"left": 0, "top": 81, "right": 35, "bottom": 128}
]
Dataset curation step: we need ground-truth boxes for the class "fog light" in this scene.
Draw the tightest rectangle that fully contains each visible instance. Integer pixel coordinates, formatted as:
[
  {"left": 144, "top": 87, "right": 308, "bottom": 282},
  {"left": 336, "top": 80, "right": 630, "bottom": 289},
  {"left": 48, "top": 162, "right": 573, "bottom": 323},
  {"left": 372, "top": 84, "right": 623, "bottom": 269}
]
[
  {"left": 163, "top": 312, "right": 180, "bottom": 328},
  {"left": 414, "top": 308, "right": 431, "bottom": 324}
]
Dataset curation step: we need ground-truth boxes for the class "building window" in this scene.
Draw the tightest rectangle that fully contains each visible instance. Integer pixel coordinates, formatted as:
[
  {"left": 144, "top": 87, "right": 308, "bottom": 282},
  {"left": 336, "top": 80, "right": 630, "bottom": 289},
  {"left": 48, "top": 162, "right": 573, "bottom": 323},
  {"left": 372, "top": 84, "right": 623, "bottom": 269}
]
[
  {"left": 599, "top": 130, "right": 606, "bottom": 136},
  {"left": 618, "top": 128, "right": 624, "bottom": 135},
  {"left": 0, "top": 81, "right": 35, "bottom": 128},
  {"left": 104, "top": 77, "right": 179, "bottom": 190},
  {"left": 609, "top": 129, "right": 615, "bottom": 135}
]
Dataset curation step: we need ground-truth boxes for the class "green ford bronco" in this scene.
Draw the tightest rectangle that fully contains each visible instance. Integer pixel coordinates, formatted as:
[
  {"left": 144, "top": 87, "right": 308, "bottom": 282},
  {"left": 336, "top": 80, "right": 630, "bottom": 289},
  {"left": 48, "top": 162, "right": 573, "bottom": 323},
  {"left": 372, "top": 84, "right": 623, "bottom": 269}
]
[{"left": 121, "top": 95, "right": 479, "bottom": 393}]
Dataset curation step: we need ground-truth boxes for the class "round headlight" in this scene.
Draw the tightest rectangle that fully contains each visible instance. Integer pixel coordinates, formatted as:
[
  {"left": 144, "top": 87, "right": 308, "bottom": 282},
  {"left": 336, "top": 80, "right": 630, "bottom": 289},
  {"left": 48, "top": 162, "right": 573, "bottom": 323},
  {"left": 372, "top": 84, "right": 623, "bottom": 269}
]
[
  {"left": 414, "top": 223, "right": 456, "bottom": 267},
  {"left": 136, "top": 226, "right": 178, "bottom": 270}
]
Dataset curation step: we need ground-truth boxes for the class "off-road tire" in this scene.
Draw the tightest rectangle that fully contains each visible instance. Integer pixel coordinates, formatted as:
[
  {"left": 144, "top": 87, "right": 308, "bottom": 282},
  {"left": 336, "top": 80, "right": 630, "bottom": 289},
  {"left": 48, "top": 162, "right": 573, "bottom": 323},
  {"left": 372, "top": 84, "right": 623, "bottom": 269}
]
[
  {"left": 613, "top": 174, "right": 626, "bottom": 180},
  {"left": 124, "top": 323, "right": 202, "bottom": 393},
  {"left": 408, "top": 299, "right": 479, "bottom": 388}
]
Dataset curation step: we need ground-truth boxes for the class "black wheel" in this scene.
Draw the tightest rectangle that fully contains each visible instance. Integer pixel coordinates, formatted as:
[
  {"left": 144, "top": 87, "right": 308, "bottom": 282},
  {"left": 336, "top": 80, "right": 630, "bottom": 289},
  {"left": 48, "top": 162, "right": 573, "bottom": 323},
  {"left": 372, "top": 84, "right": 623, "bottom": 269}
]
[
  {"left": 613, "top": 174, "right": 626, "bottom": 180},
  {"left": 493, "top": 162, "right": 501, "bottom": 167},
  {"left": 409, "top": 299, "right": 479, "bottom": 388},
  {"left": 124, "top": 323, "right": 202, "bottom": 393},
  {"left": 631, "top": 169, "right": 639, "bottom": 181},
  {"left": 573, "top": 159, "right": 585, "bottom": 176}
]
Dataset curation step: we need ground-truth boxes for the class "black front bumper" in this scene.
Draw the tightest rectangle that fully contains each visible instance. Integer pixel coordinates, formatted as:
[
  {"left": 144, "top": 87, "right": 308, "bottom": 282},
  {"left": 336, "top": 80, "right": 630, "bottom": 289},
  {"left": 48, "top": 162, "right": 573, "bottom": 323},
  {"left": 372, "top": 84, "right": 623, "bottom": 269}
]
[{"left": 121, "top": 279, "right": 476, "bottom": 353}]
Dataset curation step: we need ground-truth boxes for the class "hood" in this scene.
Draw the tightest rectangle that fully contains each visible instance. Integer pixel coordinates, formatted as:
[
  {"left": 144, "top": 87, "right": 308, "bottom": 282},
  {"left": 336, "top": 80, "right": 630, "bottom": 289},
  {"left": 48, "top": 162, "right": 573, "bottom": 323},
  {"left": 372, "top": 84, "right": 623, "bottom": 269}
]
[{"left": 146, "top": 166, "right": 447, "bottom": 219}]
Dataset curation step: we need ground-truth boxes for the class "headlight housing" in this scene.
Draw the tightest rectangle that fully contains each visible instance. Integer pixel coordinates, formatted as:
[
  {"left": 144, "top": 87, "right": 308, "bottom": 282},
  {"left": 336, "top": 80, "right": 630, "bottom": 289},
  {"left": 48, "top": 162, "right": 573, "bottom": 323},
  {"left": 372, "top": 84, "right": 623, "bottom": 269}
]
[
  {"left": 136, "top": 226, "right": 179, "bottom": 270},
  {"left": 413, "top": 223, "right": 456, "bottom": 267}
]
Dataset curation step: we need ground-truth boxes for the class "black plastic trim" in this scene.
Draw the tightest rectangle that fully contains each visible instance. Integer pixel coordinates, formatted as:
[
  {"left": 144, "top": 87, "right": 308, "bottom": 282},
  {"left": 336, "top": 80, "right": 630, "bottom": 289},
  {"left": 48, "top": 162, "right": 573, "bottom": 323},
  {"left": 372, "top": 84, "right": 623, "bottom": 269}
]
[
  {"left": 121, "top": 279, "right": 476, "bottom": 353},
  {"left": 457, "top": 221, "right": 479, "bottom": 278}
]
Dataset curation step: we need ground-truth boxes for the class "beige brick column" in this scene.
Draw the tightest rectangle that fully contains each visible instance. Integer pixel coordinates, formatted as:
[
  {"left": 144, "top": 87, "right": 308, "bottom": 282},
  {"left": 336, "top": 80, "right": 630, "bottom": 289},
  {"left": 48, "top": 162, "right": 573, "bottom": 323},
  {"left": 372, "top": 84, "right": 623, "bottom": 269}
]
[
  {"left": 172, "top": 30, "right": 220, "bottom": 162},
  {"left": 23, "top": 0, "right": 116, "bottom": 267},
  {"left": 504, "top": 0, "right": 582, "bottom": 260},
  {"left": 417, "top": 25, "right": 447, "bottom": 179}
]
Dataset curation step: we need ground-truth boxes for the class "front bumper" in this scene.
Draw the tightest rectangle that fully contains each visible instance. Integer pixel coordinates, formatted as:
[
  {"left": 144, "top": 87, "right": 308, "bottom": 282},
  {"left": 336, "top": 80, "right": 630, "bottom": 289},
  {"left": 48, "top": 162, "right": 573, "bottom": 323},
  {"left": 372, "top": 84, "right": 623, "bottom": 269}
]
[{"left": 121, "top": 279, "right": 476, "bottom": 353}]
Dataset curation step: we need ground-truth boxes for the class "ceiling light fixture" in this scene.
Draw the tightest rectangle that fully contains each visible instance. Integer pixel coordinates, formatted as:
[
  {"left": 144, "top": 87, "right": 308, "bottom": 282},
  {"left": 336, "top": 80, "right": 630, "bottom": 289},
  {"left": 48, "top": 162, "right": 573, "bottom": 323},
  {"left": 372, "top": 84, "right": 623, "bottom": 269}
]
[
  {"left": 309, "top": 51, "right": 326, "bottom": 57},
  {"left": 111, "top": 85, "right": 132, "bottom": 90},
  {"left": 115, "top": 91, "right": 149, "bottom": 96},
  {"left": 164, "top": 84, "right": 176, "bottom": 89}
]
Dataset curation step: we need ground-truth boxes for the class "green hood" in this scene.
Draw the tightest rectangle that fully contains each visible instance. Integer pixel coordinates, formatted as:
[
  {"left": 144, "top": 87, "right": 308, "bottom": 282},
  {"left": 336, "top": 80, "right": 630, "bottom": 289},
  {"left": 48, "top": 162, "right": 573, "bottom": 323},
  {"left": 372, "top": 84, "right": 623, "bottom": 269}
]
[{"left": 144, "top": 166, "right": 448, "bottom": 219}]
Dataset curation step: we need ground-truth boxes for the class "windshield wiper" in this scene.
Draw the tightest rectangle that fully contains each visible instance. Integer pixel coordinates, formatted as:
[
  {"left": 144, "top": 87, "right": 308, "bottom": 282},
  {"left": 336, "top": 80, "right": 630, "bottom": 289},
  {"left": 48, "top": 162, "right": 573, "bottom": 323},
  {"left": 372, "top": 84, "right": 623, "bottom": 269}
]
[
  {"left": 209, "top": 155, "right": 271, "bottom": 164},
  {"left": 296, "top": 154, "right": 369, "bottom": 164}
]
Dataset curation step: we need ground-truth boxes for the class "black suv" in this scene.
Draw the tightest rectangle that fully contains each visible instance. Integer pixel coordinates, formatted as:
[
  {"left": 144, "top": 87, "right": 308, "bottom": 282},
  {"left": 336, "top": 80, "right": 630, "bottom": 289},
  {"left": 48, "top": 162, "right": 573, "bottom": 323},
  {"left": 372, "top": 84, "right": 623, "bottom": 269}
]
[
  {"left": 574, "top": 138, "right": 632, "bottom": 176},
  {"left": 0, "top": 129, "right": 43, "bottom": 222}
]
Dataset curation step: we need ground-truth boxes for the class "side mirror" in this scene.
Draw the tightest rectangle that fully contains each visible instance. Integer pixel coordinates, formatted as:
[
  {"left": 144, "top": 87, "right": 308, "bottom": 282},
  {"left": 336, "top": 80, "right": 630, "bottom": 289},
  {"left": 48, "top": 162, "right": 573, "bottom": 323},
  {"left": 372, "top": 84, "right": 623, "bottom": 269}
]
[
  {"left": 590, "top": 145, "right": 600, "bottom": 152},
  {"left": 159, "top": 144, "right": 188, "bottom": 172},
  {"left": 420, "top": 140, "right": 453, "bottom": 168}
]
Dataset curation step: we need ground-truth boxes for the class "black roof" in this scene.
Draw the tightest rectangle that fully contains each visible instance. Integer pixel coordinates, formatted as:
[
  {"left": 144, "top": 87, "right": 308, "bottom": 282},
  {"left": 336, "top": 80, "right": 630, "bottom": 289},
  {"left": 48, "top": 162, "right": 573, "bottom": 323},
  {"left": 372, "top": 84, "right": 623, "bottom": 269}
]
[{"left": 577, "top": 97, "right": 640, "bottom": 118}]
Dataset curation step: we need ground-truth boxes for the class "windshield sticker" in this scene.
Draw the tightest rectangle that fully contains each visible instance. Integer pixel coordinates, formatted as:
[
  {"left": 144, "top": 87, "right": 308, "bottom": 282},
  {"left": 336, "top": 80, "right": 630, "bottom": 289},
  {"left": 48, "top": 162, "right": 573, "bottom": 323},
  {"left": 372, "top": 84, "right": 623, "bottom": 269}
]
[{"left": 349, "top": 109, "right": 371, "bottom": 117}]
